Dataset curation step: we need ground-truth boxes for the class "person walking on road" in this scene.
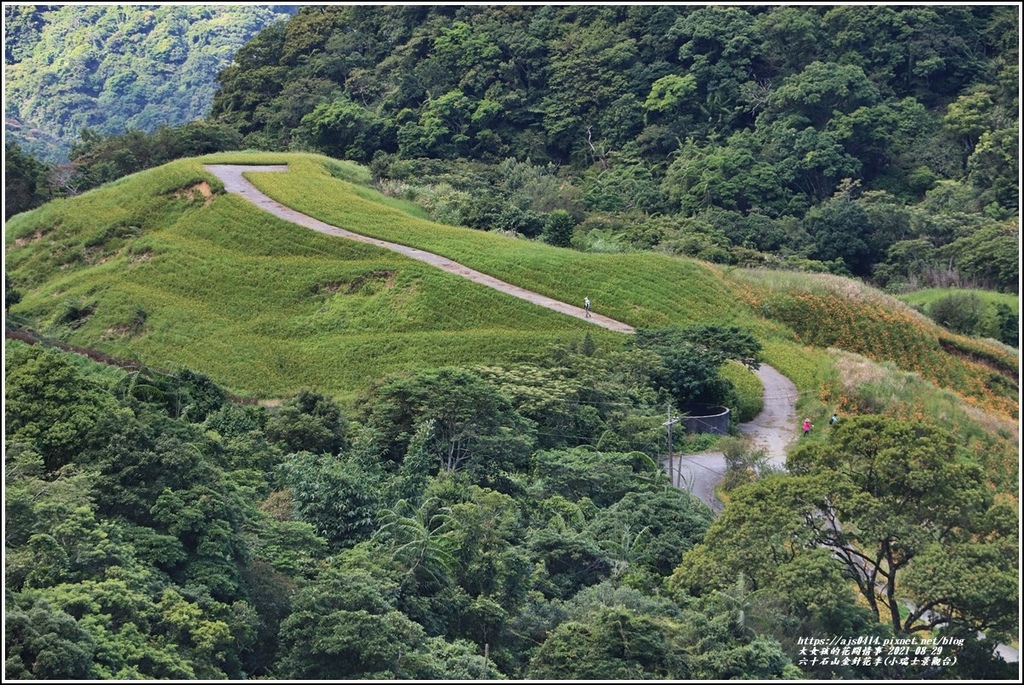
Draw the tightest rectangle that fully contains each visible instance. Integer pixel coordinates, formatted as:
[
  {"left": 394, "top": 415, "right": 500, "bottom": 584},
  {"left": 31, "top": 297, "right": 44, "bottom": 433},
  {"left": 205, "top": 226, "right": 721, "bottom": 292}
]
[{"left": 584, "top": 296, "right": 591, "bottom": 318}]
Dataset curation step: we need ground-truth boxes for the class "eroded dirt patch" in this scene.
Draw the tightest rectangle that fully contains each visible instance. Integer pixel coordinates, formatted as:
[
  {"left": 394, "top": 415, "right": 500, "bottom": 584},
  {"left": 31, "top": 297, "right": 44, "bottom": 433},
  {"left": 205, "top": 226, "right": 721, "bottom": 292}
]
[
  {"left": 129, "top": 249, "right": 154, "bottom": 263},
  {"left": 13, "top": 227, "right": 54, "bottom": 247},
  {"left": 102, "top": 324, "right": 135, "bottom": 340},
  {"left": 346, "top": 270, "right": 397, "bottom": 294},
  {"left": 172, "top": 181, "right": 215, "bottom": 206}
]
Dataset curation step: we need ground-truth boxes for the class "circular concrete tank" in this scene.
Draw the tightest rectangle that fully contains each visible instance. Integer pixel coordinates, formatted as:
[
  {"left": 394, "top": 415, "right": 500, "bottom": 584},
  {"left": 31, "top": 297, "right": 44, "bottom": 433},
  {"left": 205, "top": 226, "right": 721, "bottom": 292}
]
[{"left": 682, "top": 404, "right": 730, "bottom": 435}]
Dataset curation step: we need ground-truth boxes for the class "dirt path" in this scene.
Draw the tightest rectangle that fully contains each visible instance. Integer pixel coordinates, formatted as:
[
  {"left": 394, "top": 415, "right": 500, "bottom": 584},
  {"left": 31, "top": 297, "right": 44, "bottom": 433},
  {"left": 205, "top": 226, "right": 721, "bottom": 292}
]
[
  {"left": 204, "top": 165, "right": 634, "bottom": 333},
  {"left": 206, "top": 164, "right": 799, "bottom": 511}
]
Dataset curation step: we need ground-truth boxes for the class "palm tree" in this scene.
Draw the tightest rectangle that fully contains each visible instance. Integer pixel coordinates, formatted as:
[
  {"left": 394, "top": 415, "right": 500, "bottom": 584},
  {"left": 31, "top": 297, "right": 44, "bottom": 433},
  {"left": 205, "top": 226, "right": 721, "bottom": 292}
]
[
  {"left": 114, "top": 352, "right": 166, "bottom": 405},
  {"left": 600, "top": 523, "right": 652, "bottom": 581},
  {"left": 373, "top": 497, "right": 457, "bottom": 590}
]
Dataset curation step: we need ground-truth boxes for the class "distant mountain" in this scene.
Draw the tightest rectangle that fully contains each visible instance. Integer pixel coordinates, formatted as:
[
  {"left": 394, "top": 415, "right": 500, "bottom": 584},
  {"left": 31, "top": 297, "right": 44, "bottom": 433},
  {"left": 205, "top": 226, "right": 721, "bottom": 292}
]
[{"left": 3, "top": 4, "right": 297, "bottom": 163}]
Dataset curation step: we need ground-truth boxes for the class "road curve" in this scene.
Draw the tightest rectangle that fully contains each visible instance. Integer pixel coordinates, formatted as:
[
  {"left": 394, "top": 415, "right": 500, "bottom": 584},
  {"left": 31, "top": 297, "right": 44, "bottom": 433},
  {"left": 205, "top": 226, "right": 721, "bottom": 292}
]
[
  {"left": 204, "top": 164, "right": 635, "bottom": 333},
  {"left": 664, "top": 363, "right": 799, "bottom": 512},
  {"left": 205, "top": 164, "right": 799, "bottom": 512}
]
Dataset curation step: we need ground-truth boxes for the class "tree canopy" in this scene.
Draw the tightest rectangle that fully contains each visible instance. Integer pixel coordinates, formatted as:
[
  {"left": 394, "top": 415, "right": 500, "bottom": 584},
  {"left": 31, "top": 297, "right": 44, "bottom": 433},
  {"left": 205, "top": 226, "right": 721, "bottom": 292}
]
[
  {"left": 5, "top": 327, "right": 1016, "bottom": 680},
  {"left": 670, "top": 414, "right": 1018, "bottom": 677},
  {"left": 4, "top": 5, "right": 295, "bottom": 163},
  {"left": 6, "top": 5, "right": 1018, "bottom": 293}
]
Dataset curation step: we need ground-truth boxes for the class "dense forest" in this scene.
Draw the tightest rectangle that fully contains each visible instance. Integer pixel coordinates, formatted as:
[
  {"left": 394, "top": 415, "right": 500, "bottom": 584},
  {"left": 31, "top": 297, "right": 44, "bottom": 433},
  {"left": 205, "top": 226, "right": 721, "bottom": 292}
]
[
  {"left": 3, "top": 5, "right": 1020, "bottom": 680},
  {"left": 5, "top": 333, "right": 1017, "bottom": 679},
  {"left": 6, "top": 5, "right": 1018, "bottom": 301},
  {"left": 3, "top": 4, "right": 296, "bottom": 163},
  {"left": 207, "top": 4, "right": 1018, "bottom": 293}
]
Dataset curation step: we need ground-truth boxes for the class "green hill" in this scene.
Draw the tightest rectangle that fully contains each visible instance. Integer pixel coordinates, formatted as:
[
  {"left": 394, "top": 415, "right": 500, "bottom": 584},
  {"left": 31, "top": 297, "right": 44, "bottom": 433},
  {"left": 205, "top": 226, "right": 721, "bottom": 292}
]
[
  {"left": 4, "top": 155, "right": 611, "bottom": 400},
  {"left": 5, "top": 153, "right": 1018, "bottom": 421},
  {"left": 4, "top": 152, "right": 1019, "bottom": 682},
  {"left": 892, "top": 287, "right": 1019, "bottom": 349}
]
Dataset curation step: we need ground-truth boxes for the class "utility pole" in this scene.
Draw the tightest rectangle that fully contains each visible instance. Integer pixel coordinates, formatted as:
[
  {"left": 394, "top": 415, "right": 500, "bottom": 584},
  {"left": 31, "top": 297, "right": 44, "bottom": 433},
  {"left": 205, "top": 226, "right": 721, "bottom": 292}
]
[{"left": 664, "top": 405, "right": 680, "bottom": 488}]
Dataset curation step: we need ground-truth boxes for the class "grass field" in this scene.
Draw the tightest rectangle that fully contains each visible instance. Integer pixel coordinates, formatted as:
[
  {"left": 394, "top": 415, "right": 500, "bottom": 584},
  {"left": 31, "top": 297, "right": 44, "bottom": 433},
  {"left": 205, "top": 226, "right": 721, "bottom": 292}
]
[
  {"left": 727, "top": 268, "right": 1019, "bottom": 418},
  {"left": 896, "top": 287, "right": 1019, "bottom": 315},
  {"left": 719, "top": 360, "right": 764, "bottom": 422},
  {"left": 212, "top": 153, "right": 768, "bottom": 333},
  {"left": 5, "top": 152, "right": 1019, "bottom": 426},
  {"left": 5, "top": 157, "right": 619, "bottom": 400}
]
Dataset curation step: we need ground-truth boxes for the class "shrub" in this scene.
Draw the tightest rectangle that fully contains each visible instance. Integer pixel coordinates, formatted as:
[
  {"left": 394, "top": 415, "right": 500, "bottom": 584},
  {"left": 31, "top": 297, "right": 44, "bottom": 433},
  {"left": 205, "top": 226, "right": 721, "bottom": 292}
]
[
  {"left": 993, "top": 303, "right": 1018, "bottom": 347},
  {"left": 543, "top": 210, "right": 575, "bottom": 248},
  {"left": 928, "top": 292, "right": 985, "bottom": 335}
]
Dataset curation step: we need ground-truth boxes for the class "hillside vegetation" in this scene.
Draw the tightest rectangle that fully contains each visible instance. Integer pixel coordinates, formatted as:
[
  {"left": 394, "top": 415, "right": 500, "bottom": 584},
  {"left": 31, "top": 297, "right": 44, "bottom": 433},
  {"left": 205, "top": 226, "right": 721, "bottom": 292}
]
[
  {"left": 896, "top": 287, "right": 1019, "bottom": 347},
  {"left": 4, "top": 5, "right": 296, "bottom": 162},
  {"left": 4, "top": 7, "right": 1018, "bottom": 680},
  {"left": 4, "top": 155, "right": 616, "bottom": 400},
  {"left": 7, "top": 6, "right": 1018, "bottom": 299},
  {"left": 898, "top": 287, "right": 1019, "bottom": 314},
  {"left": 5, "top": 153, "right": 1016, "bottom": 416},
  {"left": 5, "top": 153, "right": 1018, "bottom": 681},
  {"left": 206, "top": 5, "right": 1018, "bottom": 290}
]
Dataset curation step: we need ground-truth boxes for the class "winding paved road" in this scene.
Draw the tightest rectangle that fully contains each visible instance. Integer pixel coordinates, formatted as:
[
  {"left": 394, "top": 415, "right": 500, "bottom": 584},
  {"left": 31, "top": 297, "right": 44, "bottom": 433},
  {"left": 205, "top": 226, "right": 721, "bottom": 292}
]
[
  {"left": 204, "top": 165, "right": 634, "bottom": 333},
  {"left": 205, "top": 164, "right": 799, "bottom": 511},
  {"left": 664, "top": 364, "right": 799, "bottom": 512}
]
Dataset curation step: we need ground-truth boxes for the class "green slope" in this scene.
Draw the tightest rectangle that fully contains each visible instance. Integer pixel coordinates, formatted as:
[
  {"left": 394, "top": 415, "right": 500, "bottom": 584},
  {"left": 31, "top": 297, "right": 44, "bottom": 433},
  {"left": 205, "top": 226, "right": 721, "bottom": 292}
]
[
  {"left": 4, "top": 157, "right": 612, "bottom": 399},
  {"left": 895, "top": 287, "right": 1019, "bottom": 315},
  {"left": 207, "top": 152, "right": 766, "bottom": 333},
  {"left": 5, "top": 153, "right": 1019, "bottom": 422}
]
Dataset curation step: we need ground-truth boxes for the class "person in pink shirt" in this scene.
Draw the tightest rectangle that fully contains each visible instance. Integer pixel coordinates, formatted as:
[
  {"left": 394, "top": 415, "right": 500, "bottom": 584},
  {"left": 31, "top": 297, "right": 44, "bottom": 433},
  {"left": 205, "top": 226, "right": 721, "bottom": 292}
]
[{"left": 803, "top": 418, "right": 813, "bottom": 436}]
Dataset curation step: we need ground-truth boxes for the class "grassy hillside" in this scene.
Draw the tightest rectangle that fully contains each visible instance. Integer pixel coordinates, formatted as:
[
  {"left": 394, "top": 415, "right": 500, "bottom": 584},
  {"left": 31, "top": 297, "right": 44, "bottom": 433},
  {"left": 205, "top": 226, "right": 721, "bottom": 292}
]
[
  {"left": 896, "top": 287, "right": 1019, "bottom": 315},
  {"left": 728, "top": 269, "right": 1018, "bottom": 419},
  {"left": 4, "top": 157, "right": 615, "bottom": 400},
  {"left": 211, "top": 153, "right": 764, "bottom": 333},
  {"left": 6, "top": 153, "right": 1019, "bottom": 427}
]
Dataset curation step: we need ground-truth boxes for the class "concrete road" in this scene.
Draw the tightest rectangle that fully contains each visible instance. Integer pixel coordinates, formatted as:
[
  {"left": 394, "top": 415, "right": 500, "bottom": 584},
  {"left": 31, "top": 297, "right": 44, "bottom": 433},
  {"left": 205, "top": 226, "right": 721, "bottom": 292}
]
[{"left": 664, "top": 364, "right": 799, "bottom": 512}]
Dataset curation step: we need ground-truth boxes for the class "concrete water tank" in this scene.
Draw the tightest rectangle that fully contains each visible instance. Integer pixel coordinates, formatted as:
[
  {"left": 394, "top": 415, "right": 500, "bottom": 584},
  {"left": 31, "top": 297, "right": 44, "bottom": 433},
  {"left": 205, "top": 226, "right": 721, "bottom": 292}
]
[{"left": 682, "top": 404, "right": 730, "bottom": 435}]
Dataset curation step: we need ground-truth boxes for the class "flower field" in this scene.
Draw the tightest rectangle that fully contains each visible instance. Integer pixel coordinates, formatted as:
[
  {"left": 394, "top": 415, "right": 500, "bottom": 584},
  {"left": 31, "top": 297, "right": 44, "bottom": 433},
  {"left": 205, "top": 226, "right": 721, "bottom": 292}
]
[
  {"left": 730, "top": 269, "right": 1018, "bottom": 419},
  {"left": 6, "top": 151, "right": 1018, "bottom": 448}
]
